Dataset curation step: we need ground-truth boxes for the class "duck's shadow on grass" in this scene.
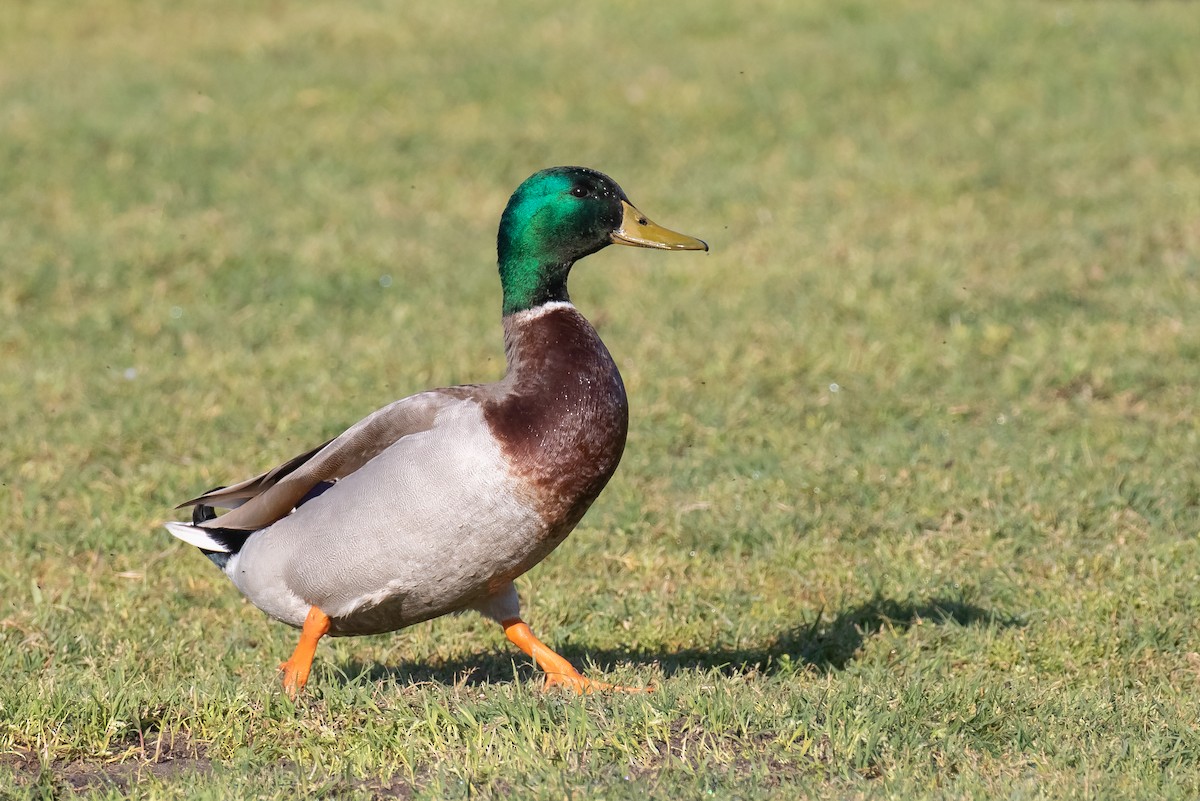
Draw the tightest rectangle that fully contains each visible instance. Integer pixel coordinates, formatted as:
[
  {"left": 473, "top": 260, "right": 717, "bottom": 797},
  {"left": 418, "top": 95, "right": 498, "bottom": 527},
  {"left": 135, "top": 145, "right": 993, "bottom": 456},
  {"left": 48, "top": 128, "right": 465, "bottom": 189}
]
[{"left": 335, "top": 595, "right": 1023, "bottom": 688}]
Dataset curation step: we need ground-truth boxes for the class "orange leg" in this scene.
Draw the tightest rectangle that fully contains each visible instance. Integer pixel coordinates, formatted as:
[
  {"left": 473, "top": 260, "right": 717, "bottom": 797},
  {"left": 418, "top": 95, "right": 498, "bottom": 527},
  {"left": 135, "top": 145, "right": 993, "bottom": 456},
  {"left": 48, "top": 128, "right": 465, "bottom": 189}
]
[
  {"left": 279, "top": 606, "right": 331, "bottom": 699},
  {"left": 502, "top": 618, "right": 648, "bottom": 694}
]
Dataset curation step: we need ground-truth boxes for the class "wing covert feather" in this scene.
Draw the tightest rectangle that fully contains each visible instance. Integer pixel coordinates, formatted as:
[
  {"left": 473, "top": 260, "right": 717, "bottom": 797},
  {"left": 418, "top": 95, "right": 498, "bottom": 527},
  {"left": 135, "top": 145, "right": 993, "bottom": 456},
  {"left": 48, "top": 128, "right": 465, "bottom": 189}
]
[{"left": 175, "top": 392, "right": 454, "bottom": 531}]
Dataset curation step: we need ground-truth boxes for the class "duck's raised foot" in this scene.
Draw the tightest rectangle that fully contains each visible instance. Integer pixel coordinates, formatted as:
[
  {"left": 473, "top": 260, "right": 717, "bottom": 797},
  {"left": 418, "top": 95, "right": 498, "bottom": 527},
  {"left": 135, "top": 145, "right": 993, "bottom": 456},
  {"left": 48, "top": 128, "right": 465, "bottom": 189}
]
[
  {"left": 279, "top": 658, "right": 307, "bottom": 699},
  {"left": 278, "top": 605, "right": 331, "bottom": 699}
]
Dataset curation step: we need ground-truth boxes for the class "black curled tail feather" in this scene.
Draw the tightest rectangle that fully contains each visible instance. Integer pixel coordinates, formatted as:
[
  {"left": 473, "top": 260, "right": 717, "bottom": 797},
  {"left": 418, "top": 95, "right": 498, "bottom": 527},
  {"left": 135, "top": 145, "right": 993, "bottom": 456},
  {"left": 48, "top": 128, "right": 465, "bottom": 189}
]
[
  {"left": 192, "top": 485, "right": 254, "bottom": 570},
  {"left": 191, "top": 490, "right": 221, "bottom": 525}
]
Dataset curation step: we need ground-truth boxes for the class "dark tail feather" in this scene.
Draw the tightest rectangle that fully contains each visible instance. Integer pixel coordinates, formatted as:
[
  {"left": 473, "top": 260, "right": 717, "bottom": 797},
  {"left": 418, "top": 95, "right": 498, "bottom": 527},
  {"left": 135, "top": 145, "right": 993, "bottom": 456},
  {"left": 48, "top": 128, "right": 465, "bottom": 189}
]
[
  {"left": 191, "top": 488, "right": 221, "bottom": 525},
  {"left": 191, "top": 485, "right": 253, "bottom": 569}
]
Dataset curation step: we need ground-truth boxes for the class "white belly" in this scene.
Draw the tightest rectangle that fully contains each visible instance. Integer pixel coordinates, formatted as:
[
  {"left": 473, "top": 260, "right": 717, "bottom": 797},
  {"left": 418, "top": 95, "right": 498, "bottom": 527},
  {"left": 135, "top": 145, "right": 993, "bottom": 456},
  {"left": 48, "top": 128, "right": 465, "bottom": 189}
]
[{"left": 227, "top": 400, "right": 549, "bottom": 634}]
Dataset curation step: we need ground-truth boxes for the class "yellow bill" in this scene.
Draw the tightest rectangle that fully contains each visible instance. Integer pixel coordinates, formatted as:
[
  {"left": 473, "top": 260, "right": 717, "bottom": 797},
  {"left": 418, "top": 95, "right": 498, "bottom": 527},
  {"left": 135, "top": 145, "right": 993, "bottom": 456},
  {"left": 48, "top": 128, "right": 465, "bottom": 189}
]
[{"left": 611, "top": 200, "right": 708, "bottom": 251}]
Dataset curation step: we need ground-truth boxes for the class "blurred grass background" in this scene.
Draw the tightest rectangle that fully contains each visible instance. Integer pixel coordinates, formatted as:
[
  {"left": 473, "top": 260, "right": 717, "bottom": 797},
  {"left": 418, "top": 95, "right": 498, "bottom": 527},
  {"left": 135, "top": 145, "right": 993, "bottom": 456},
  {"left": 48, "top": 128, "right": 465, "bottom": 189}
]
[{"left": 2, "top": 0, "right": 1199, "bottom": 798}]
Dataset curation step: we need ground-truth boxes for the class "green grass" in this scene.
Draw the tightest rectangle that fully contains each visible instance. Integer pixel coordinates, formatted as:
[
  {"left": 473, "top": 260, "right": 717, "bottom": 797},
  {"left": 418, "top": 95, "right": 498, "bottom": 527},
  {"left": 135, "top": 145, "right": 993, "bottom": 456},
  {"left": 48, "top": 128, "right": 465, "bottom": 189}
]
[{"left": 3, "top": 0, "right": 1200, "bottom": 797}]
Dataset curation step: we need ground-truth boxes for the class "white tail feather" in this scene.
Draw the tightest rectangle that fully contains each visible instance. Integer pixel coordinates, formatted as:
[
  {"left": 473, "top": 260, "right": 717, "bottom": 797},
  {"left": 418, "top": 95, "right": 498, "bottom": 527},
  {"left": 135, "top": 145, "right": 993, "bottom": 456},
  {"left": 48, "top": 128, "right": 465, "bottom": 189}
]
[{"left": 164, "top": 521, "right": 231, "bottom": 552}]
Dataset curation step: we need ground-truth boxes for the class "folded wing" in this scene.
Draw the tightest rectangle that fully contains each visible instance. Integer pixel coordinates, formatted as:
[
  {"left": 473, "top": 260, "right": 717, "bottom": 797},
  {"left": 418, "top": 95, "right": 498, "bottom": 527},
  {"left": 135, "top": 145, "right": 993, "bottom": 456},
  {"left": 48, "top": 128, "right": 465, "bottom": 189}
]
[{"left": 174, "top": 391, "right": 453, "bottom": 532}]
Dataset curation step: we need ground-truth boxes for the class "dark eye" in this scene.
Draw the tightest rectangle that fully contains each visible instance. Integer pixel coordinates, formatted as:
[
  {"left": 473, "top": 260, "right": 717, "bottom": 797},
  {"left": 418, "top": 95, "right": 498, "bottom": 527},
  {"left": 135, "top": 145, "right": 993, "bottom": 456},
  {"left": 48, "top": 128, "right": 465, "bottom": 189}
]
[{"left": 570, "top": 186, "right": 590, "bottom": 198}]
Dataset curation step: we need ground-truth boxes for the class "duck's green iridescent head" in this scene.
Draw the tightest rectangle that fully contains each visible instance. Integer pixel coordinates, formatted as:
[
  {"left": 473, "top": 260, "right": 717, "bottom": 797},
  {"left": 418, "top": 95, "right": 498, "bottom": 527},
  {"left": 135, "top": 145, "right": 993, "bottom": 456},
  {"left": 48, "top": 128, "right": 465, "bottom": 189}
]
[{"left": 497, "top": 166, "right": 707, "bottom": 316}]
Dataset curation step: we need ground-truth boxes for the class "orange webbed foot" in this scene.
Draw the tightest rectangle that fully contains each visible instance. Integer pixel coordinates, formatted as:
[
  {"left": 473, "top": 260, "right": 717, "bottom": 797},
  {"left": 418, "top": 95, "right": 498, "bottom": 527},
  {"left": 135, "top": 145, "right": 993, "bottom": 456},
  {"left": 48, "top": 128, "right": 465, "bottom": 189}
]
[
  {"left": 278, "top": 606, "right": 331, "bottom": 699},
  {"left": 543, "top": 670, "right": 651, "bottom": 694},
  {"left": 503, "top": 618, "right": 651, "bottom": 694},
  {"left": 278, "top": 656, "right": 310, "bottom": 699}
]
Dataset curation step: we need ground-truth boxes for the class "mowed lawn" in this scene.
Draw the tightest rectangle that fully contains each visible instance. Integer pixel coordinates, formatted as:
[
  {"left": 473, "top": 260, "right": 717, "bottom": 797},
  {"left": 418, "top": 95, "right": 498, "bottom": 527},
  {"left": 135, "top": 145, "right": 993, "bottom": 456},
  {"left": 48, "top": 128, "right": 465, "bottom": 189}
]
[{"left": 3, "top": 1, "right": 1199, "bottom": 798}]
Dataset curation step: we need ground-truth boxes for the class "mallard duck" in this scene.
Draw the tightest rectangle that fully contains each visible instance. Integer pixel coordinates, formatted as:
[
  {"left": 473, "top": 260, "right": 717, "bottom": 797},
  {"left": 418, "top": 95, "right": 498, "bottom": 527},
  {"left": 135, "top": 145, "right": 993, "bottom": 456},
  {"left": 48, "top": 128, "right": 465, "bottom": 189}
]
[{"left": 166, "top": 166, "right": 706, "bottom": 697}]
